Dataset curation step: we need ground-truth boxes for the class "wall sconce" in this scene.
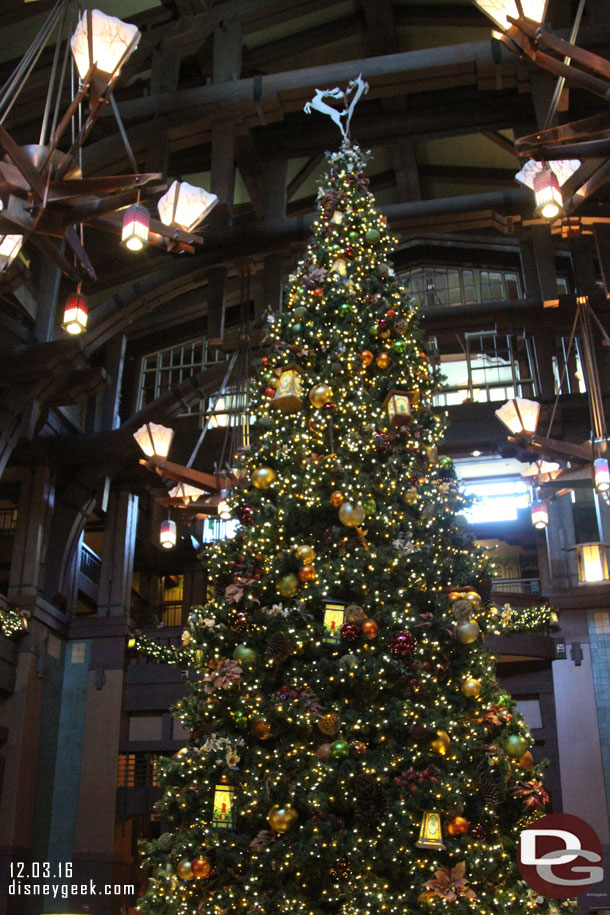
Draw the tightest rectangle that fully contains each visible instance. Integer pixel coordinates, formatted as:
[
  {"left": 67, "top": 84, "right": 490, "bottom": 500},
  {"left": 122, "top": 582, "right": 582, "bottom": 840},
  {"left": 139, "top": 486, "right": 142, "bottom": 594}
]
[
  {"left": 61, "top": 291, "right": 88, "bottom": 335},
  {"left": 495, "top": 397, "right": 540, "bottom": 436},
  {"left": 530, "top": 500, "right": 549, "bottom": 530},
  {"left": 158, "top": 180, "right": 218, "bottom": 233},
  {"left": 160, "top": 518, "right": 177, "bottom": 550},
  {"left": 594, "top": 458, "right": 610, "bottom": 494},
  {"left": 569, "top": 542, "right": 610, "bottom": 584},
  {"left": 133, "top": 422, "right": 174, "bottom": 460},
  {"left": 121, "top": 203, "right": 150, "bottom": 251}
]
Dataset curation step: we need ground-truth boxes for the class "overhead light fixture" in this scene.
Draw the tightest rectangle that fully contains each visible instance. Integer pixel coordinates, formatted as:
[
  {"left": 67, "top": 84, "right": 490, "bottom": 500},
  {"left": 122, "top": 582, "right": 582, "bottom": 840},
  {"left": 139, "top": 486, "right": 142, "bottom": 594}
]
[
  {"left": 0, "top": 233, "right": 23, "bottom": 270},
  {"left": 121, "top": 203, "right": 150, "bottom": 251},
  {"left": 158, "top": 180, "right": 218, "bottom": 233},
  {"left": 160, "top": 518, "right": 177, "bottom": 550},
  {"left": 62, "top": 290, "right": 88, "bottom": 335},
  {"left": 495, "top": 398, "right": 541, "bottom": 436},
  {"left": 70, "top": 9, "right": 141, "bottom": 86},
  {"left": 473, "top": 0, "right": 549, "bottom": 31},
  {"left": 169, "top": 483, "right": 206, "bottom": 504},
  {"left": 133, "top": 422, "right": 174, "bottom": 459},
  {"left": 569, "top": 542, "right": 610, "bottom": 584},
  {"left": 594, "top": 457, "right": 610, "bottom": 494},
  {"left": 530, "top": 499, "right": 549, "bottom": 529},
  {"left": 521, "top": 460, "right": 561, "bottom": 479},
  {"left": 533, "top": 167, "right": 563, "bottom": 220}
]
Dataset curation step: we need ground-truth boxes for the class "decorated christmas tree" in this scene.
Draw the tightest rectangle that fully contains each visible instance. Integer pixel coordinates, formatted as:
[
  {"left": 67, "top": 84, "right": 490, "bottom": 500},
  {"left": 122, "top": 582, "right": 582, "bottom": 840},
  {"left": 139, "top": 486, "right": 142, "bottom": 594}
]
[{"left": 137, "top": 87, "right": 571, "bottom": 915}]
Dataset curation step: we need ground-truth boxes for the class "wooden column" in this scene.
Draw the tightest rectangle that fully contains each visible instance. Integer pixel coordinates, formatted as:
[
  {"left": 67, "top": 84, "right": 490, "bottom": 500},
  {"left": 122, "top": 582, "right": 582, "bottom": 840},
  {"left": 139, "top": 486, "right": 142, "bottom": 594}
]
[
  {"left": 8, "top": 465, "right": 55, "bottom": 600},
  {"left": 34, "top": 256, "right": 63, "bottom": 343},
  {"left": 100, "top": 334, "right": 127, "bottom": 431},
  {"left": 145, "top": 44, "right": 182, "bottom": 175},
  {"left": 210, "top": 19, "right": 242, "bottom": 221},
  {"left": 207, "top": 266, "right": 227, "bottom": 345},
  {"left": 97, "top": 490, "right": 139, "bottom": 617},
  {"left": 532, "top": 225, "right": 559, "bottom": 307}
]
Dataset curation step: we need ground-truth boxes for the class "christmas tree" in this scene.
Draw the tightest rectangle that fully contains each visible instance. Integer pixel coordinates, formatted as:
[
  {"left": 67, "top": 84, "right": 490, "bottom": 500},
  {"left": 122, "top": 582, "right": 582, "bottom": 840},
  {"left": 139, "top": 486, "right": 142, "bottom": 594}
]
[{"left": 137, "top": 133, "right": 573, "bottom": 915}]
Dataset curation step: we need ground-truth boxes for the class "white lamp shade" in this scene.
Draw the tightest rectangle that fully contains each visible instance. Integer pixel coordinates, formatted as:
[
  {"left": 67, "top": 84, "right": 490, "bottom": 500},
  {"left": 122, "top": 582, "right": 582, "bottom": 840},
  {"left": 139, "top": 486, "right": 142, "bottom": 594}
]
[
  {"left": 160, "top": 519, "right": 177, "bottom": 549},
  {"left": 530, "top": 500, "right": 549, "bottom": 529},
  {"left": 594, "top": 458, "right": 610, "bottom": 493},
  {"left": 71, "top": 9, "right": 140, "bottom": 80},
  {"left": 0, "top": 234, "right": 22, "bottom": 268},
  {"left": 62, "top": 292, "right": 88, "bottom": 334},
  {"left": 570, "top": 542, "right": 610, "bottom": 584},
  {"left": 473, "top": 0, "right": 549, "bottom": 30},
  {"left": 169, "top": 483, "right": 206, "bottom": 503},
  {"left": 521, "top": 460, "right": 561, "bottom": 479},
  {"left": 495, "top": 398, "right": 540, "bottom": 435},
  {"left": 515, "top": 158, "right": 581, "bottom": 190},
  {"left": 158, "top": 180, "right": 218, "bottom": 233},
  {"left": 133, "top": 422, "right": 174, "bottom": 459}
]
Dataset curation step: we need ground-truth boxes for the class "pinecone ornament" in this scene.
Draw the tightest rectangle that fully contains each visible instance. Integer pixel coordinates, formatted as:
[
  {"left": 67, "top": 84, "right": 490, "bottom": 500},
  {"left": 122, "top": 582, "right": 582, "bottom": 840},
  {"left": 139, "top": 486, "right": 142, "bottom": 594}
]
[
  {"left": 354, "top": 774, "right": 387, "bottom": 828},
  {"left": 477, "top": 763, "right": 504, "bottom": 809},
  {"left": 265, "top": 631, "right": 293, "bottom": 664},
  {"left": 477, "top": 578, "right": 493, "bottom": 609}
]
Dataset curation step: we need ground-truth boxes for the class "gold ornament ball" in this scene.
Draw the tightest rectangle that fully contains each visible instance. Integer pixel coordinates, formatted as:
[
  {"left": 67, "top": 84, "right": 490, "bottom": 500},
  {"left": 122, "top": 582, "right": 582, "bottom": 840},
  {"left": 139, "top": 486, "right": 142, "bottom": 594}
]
[
  {"left": 345, "top": 604, "right": 367, "bottom": 623},
  {"left": 461, "top": 677, "right": 482, "bottom": 699},
  {"left": 177, "top": 860, "right": 195, "bottom": 880},
  {"left": 296, "top": 545, "right": 315, "bottom": 564},
  {"left": 403, "top": 487, "right": 418, "bottom": 505},
  {"left": 464, "top": 590, "right": 482, "bottom": 609},
  {"left": 267, "top": 804, "right": 299, "bottom": 833},
  {"left": 446, "top": 816, "right": 469, "bottom": 837},
  {"left": 448, "top": 589, "right": 464, "bottom": 602},
  {"left": 309, "top": 383, "right": 333, "bottom": 408},
  {"left": 376, "top": 351, "right": 392, "bottom": 370},
  {"left": 252, "top": 718, "right": 272, "bottom": 739},
  {"left": 318, "top": 712, "right": 342, "bottom": 735},
  {"left": 430, "top": 729, "right": 450, "bottom": 756},
  {"left": 330, "top": 490, "right": 344, "bottom": 508},
  {"left": 455, "top": 619, "right": 480, "bottom": 644},
  {"left": 277, "top": 573, "right": 299, "bottom": 598},
  {"left": 191, "top": 857, "right": 213, "bottom": 878},
  {"left": 338, "top": 501, "right": 366, "bottom": 527},
  {"left": 252, "top": 466, "right": 277, "bottom": 490}
]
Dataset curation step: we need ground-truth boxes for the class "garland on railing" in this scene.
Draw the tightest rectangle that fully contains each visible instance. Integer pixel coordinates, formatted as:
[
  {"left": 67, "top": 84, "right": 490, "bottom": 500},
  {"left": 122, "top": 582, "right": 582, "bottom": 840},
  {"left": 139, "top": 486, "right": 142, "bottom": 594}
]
[
  {"left": 127, "top": 629, "right": 189, "bottom": 665},
  {"left": 501, "top": 601, "right": 559, "bottom": 633},
  {"left": 0, "top": 604, "right": 29, "bottom": 638}
]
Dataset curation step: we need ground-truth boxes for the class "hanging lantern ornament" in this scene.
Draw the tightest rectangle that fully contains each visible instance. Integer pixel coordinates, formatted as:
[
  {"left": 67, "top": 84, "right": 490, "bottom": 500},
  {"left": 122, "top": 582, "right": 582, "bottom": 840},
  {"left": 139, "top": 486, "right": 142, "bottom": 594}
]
[
  {"left": 594, "top": 457, "right": 610, "bottom": 494},
  {"left": 415, "top": 811, "right": 446, "bottom": 850},
  {"left": 383, "top": 390, "right": 416, "bottom": 427},
  {"left": 533, "top": 167, "right": 563, "bottom": 220},
  {"left": 272, "top": 365, "right": 304, "bottom": 414},
  {"left": 121, "top": 202, "right": 150, "bottom": 251},
  {"left": 158, "top": 180, "right": 218, "bottom": 232},
  {"left": 62, "top": 290, "right": 88, "bottom": 335},
  {"left": 530, "top": 500, "right": 549, "bottom": 530},
  {"left": 160, "top": 519, "right": 177, "bottom": 550}
]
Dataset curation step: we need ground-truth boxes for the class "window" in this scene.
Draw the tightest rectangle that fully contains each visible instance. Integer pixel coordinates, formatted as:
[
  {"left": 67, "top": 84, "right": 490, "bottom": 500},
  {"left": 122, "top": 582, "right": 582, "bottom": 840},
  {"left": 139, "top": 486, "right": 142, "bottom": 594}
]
[
  {"left": 403, "top": 266, "right": 522, "bottom": 310},
  {"left": 70, "top": 642, "right": 86, "bottom": 664},
  {"left": 117, "top": 753, "right": 161, "bottom": 788},
  {"left": 200, "top": 517, "right": 239, "bottom": 542},
  {"left": 514, "top": 698, "right": 542, "bottom": 730},
  {"left": 138, "top": 337, "right": 230, "bottom": 419},
  {"left": 461, "top": 478, "right": 531, "bottom": 524},
  {"left": 552, "top": 336, "right": 587, "bottom": 395},
  {"left": 592, "top": 611, "right": 610, "bottom": 635},
  {"left": 432, "top": 331, "right": 538, "bottom": 407}
]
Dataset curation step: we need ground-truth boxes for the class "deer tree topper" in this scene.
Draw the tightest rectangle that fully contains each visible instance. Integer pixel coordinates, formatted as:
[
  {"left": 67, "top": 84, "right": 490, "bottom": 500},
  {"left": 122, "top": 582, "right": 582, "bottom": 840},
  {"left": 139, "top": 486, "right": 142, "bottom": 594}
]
[{"left": 304, "top": 75, "right": 369, "bottom": 142}]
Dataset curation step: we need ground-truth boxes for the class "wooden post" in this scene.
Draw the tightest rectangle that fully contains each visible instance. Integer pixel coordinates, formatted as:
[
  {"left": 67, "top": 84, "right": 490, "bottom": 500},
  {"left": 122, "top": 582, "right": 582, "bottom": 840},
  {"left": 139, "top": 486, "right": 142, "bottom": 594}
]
[
  {"left": 100, "top": 334, "right": 126, "bottom": 431},
  {"left": 34, "top": 255, "right": 63, "bottom": 342},
  {"left": 8, "top": 465, "right": 55, "bottom": 600},
  {"left": 532, "top": 225, "right": 559, "bottom": 307},
  {"left": 207, "top": 266, "right": 227, "bottom": 345},
  {"left": 97, "top": 490, "right": 139, "bottom": 617}
]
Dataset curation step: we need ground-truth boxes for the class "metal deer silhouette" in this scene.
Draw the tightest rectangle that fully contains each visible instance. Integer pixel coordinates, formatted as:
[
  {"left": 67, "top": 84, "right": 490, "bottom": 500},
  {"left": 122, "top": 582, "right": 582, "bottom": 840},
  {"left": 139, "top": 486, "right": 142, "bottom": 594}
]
[{"left": 304, "top": 74, "right": 369, "bottom": 141}]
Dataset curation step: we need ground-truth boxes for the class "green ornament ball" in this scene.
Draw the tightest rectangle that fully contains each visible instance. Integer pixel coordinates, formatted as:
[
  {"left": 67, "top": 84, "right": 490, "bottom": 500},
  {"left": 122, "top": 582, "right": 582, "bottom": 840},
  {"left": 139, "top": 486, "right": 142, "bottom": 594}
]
[
  {"left": 291, "top": 323, "right": 303, "bottom": 335},
  {"left": 438, "top": 456, "right": 454, "bottom": 470},
  {"left": 348, "top": 231, "right": 359, "bottom": 243},
  {"left": 233, "top": 710, "right": 249, "bottom": 728},
  {"left": 262, "top": 371, "right": 273, "bottom": 383},
  {"left": 392, "top": 340, "right": 405, "bottom": 353},
  {"left": 277, "top": 573, "right": 299, "bottom": 598},
  {"left": 330, "top": 739, "right": 350, "bottom": 759},
  {"left": 339, "top": 303, "right": 351, "bottom": 316},
  {"left": 293, "top": 305, "right": 308, "bottom": 317},
  {"left": 365, "top": 228, "right": 380, "bottom": 244},
  {"left": 233, "top": 644, "right": 256, "bottom": 665},
  {"left": 504, "top": 734, "right": 530, "bottom": 759},
  {"left": 496, "top": 694, "right": 513, "bottom": 710},
  {"left": 369, "top": 324, "right": 380, "bottom": 337},
  {"left": 362, "top": 498, "right": 377, "bottom": 515}
]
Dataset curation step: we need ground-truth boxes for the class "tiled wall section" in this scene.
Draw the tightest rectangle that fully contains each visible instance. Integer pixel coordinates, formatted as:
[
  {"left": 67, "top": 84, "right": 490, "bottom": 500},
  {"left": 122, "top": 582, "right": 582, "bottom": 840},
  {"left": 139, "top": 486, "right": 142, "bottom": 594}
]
[{"left": 588, "top": 609, "right": 610, "bottom": 815}]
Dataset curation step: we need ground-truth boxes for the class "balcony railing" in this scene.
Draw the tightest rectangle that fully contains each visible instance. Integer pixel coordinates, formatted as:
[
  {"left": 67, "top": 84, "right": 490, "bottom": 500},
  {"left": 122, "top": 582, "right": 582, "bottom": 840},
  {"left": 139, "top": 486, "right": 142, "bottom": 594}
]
[
  {"left": 0, "top": 508, "right": 17, "bottom": 533},
  {"left": 160, "top": 601, "right": 183, "bottom": 627},
  {"left": 492, "top": 577, "right": 541, "bottom": 595},
  {"left": 80, "top": 544, "right": 101, "bottom": 584}
]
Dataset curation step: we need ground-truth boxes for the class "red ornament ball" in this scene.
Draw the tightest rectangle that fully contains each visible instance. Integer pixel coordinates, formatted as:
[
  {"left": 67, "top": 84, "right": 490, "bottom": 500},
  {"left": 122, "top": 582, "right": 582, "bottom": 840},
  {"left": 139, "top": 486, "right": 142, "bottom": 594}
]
[
  {"left": 264, "top": 386, "right": 276, "bottom": 399},
  {"left": 340, "top": 622, "right": 361, "bottom": 643},
  {"left": 298, "top": 564, "right": 317, "bottom": 582},
  {"left": 471, "top": 825, "right": 486, "bottom": 840},
  {"left": 359, "top": 350, "right": 374, "bottom": 367},
  {"left": 313, "top": 287, "right": 324, "bottom": 297},
  {"left": 317, "top": 743, "right": 332, "bottom": 760},
  {"left": 361, "top": 619, "right": 378, "bottom": 639},
  {"left": 261, "top": 356, "right": 271, "bottom": 367},
  {"left": 386, "top": 308, "right": 396, "bottom": 319},
  {"left": 389, "top": 630, "right": 416, "bottom": 658},
  {"left": 378, "top": 317, "right": 389, "bottom": 330}
]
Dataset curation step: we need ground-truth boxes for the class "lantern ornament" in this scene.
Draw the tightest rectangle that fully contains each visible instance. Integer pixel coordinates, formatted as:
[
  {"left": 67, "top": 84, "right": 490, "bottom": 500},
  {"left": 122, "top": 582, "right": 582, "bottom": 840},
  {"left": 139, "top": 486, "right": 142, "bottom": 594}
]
[
  {"left": 212, "top": 777, "right": 235, "bottom": 829},
  {"left": 383, "top": 389, "right": 417, "bottom": 427},
  {"left": 0, "top": 233, "right": 23, "bottom": 270},
  {"left": 158, "top": 180, "right": 218, "bottom": 233},
  {"left": 160, "top": 519, "right": 177, "bottom": 550},
  {"left": 121, "top": 203, "right": 150, "bottom": 251},
  {"left": 133, "top": 422, "right": 174, "bottom": 459},
  {"left": 323, "top": 599, "right": 346, "bottom": 644},
  {"left": 271, "top": 365, "right": 304, "bottom": 414},
  {"left": 495, "top": 397, "right": 540, "bottom": 436},
  {"left": 533, "top": 167, "right": 563, "bottom": 220},
  {"left": 472, "top": 0, "right": 549, "bottom": 31},
  {"left": 594, "top": 458, "right": 610, "bottom": 494},
  {"left": 62, "top": 291, "right": 88, "bottom": 335},
  {"left": 415, "top": 811, "right": 446, "bottom": 851},
  {"left": 530, "top": 500, "right": 549, "bottom": 530},
  {"left": 70, "top": 9, "right": 141, "bottom": 83},
  {"left": 569, "top": 542, "right": 610, "bottom": 584}
]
